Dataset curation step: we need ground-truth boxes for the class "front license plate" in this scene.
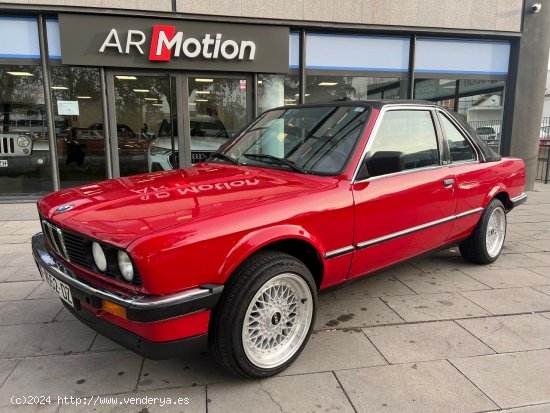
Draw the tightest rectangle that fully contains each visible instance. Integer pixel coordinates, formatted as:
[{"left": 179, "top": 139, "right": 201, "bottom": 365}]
[
  {"left": 0, "top": 160, "right": 7, "bottom": 167},
  {"left": 40, "top": 267, "right": 74, "bottom": 307}
]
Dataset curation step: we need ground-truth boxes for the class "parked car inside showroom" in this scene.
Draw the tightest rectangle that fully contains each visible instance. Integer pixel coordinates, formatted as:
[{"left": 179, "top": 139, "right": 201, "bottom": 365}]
[
  {"left": 32, "top": 101, "right": 526, "bottom": 378},
  {"left": 148, "top": 116, "right": 231, "bottom": 170}
]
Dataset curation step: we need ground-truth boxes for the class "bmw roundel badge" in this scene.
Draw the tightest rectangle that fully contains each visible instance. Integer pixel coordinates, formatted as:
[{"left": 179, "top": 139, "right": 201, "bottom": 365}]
[{"left": 55, "top": 204, "right": 75, "bottom": 214}]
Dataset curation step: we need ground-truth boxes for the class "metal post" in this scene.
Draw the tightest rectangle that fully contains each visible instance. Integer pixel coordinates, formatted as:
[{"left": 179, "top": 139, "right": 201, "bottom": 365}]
[
  {"left": 99, "top": 68, "right": 113, "bottom": 179},
  {"left": 253, "top": 73, "right": 258, "bottom": 117},
  {"left": 105, "top": 72, "right": 120, "bottom": 177},
  {"left": 407, "top": 35, "right": 416, "bottom": 99},
  {"left": 545, "top": 145, "right": 550, "bottom": 184},
  {"left": 176, "top": 73, "right": 191, "bottom": 167},
  {"left": 38, "top": 15, "right": 60, "bottom": 191},
  {"left": 299, "top": 30, "right": 306, "bottom": 104}
]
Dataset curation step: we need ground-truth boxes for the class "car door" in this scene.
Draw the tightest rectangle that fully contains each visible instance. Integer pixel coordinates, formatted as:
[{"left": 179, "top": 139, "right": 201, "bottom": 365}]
[
  {"left": 349, "top": 107, "right": 458, "bottom": 278},
  {"left": 436, "top": 109, "right": 489, "bottom": 242}
]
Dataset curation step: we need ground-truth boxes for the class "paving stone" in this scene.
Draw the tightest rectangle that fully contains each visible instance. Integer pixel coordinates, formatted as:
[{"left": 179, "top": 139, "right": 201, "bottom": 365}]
[
  {"left": 282, "top": 329, "right": 386, "bottom": 375},
  {"left": 488, "top": 404, "right": 550, "bottom": 412},
  {"left": 332, "top": 274, "right": 415, "bottom": 299},
  {"left": 315, "top": 296, "right": 403, "bottom": 329},
  {"left": 0, "top": 267, "right": 18, "bottom": 282},
  {"left": 460, "top": 287, "right": 550, "bottom": 315},
  {"left": 382, "top": 292, "right": 489, "bottom": 322},
  {"left": 378, "top": 262, "right": 428, "bottom": 277},
  {"left": 55, "top": 307, "right": 76, "bottom": 322},
  {"left": 364, "top": 321, "right": 493, "bottom": 364},
  {"left": 4, "top": 254, "right": 34, "bottom": 267},
  {"left": 533, "top": 285, "right": 550, "bottom": 296},
  {"left": 0, "top": 359, "right": 19, "bottom": 387},
  {"left": 207, "top": 372, "right": 354, "bottom": 413},
  {"left": 457, "top": 314, "right": 550, "bottom": 353},
  {"left": 395, "top": 270, "right": 489, "bottom": 293},
  {"left": 90, "top": 334, "right": 125, "bottom": 352},
  {"left": 139, "top": 351, "right": 236, "bottom": 390},
  {"left": 450, "top": 350, "right": 550, "bottom": 409},
  {"left": 57, "top": 387, "right": 206, "bottom": 413},
  {"left": 487, "top": 253, "right": 549, "bottom": 269},
  {"left": 24, "top": 281, "right": 58, "bottom": 299},
  {"left": 0, "top": 405, "right": 58, "bottom": 413},
  {"left": 0, "top": 234, "right": 31, "bottom": 245},
  {"left": 0, "top": 351, "right": 144, "bottom": 405},
  {"left": 0, "top": 281, "right": 41, "bottom": 301},
  {"left": 0, "top": 298, "right": 62, "bottom": 325},
  {"left": 460, "top": 267, "right": 550, "bottom": 288},
  {"left": 408, "top": 256, "right": 470, "bottom": 273},
  {"left": 0, "top": 321, "right": 96, "bottom": 358},
  {"left": 5, "top": 266, "right": 41, "bottom": 282},
  {"left": 1, "top": 244, "right": 32, "bottom": 256},
  {"left": 528, "top": 267, "right": 550, "bottom": 278},
  {"left": 521, "top": 239, "right": 550, "bottom": 251},
  {"left": 335, "top": 360, "right": 498, "bottom": 413}
]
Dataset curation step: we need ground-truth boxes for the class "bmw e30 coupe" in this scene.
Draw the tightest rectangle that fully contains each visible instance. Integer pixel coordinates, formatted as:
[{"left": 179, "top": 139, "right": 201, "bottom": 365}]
[{"left": 32, "top": 101, "right": 526, "bottom": 378}]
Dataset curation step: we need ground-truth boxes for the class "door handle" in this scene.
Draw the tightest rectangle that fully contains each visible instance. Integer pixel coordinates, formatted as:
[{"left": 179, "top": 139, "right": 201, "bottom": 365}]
[{"left": 443, "top": 178, "right": 455, "bottom": 186}]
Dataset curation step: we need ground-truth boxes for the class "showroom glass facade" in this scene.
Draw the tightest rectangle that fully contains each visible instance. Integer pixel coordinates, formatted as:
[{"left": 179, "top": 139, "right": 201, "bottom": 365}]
[{"left": 0, "top": 16, "right": 512, "bottom": 199}]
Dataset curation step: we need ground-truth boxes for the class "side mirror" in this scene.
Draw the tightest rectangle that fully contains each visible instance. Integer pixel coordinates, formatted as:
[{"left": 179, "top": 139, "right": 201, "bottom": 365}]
[{"left": 365, "top": 151, "right": 405, "bottom": 177}]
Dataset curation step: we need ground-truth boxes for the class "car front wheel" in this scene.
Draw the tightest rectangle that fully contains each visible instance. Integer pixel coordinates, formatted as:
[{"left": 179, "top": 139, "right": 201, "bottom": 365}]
[
  {"left": 209, "top": 251, "right": 317, "bottom": 378},
  {"left": 459, "top": 198, "right": 507, "bottom": 264}
]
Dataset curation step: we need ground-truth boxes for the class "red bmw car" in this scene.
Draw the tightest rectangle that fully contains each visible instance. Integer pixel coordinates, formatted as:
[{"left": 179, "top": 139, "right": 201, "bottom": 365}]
[{"left": 32, "top": 101, "right": 526, "bottom": 378}]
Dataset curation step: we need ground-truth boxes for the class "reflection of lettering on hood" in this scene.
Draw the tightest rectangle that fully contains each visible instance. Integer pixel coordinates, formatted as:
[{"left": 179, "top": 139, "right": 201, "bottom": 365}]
[{"left": 131, "top": 179, "right": 260, "bottom": 200}]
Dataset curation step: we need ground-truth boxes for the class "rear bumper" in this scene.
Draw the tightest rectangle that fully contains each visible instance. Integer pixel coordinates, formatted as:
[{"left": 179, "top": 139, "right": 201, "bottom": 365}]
[
  {"left": 510, "top": 192, "right": 527, "bottom": 209},
  {"left": 31, "top": 232, "right": 222, "bottom": 358}
]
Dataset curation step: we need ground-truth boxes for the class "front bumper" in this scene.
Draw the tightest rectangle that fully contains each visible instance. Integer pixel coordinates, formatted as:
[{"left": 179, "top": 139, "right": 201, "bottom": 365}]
[{"left": 31, "top": 233, "right": 223, "bottom": 357}]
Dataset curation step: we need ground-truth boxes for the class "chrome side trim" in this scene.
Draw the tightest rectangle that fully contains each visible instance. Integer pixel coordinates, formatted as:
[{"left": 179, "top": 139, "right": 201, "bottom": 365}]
[
  {"left": 355, "top": 207, "right": 484, "bottom": 251},
  {"left": 510, "top": 192, "right": 527, "bottom": 203},
  {"left": 455, "top": 207, "right": 484, "bottom": 219},
  {"left": 325, "top": 245, "right": 355, "bottom": 259}
]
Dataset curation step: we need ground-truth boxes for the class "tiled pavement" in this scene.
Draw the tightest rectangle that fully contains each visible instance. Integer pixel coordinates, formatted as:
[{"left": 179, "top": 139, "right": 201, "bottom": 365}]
[{"left": 0, "top": 185, "right": 549, "bottom": 413}]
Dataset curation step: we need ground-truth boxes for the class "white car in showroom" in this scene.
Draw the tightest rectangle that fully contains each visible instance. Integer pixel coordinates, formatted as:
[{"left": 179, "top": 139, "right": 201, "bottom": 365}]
[{"left": 148, "top": 116, "right": 231, "bottom": 171}]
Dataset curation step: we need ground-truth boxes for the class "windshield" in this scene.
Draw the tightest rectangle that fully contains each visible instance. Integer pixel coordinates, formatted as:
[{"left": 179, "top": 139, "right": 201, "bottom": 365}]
[{"left": 220, "top": 105, "right": 370, "bottom": 175}]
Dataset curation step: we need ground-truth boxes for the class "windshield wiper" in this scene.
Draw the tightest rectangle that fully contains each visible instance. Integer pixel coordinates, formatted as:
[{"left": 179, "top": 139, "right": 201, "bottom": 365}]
[
  {"left": 207, "top": 152, "right": 239, "bottom": 165},
  {"left": 243, "top": 153, "right": 307, "bottom": 174}
]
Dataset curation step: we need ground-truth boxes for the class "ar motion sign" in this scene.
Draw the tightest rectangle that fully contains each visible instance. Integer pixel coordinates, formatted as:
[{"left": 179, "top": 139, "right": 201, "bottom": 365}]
[{"left": 99, "top": 25, "right": 257, "bottom": 62}]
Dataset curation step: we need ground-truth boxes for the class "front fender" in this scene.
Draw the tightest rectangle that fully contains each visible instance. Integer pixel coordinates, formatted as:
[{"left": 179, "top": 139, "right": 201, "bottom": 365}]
[{"left": 218, "top": 224, "right": 326, "bottom": 283}]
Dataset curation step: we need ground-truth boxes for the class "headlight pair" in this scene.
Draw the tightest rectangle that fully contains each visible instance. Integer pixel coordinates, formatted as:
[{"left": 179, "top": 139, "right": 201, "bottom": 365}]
[{"left": 91, "top": 241, "right": 135, "bottom": 282}]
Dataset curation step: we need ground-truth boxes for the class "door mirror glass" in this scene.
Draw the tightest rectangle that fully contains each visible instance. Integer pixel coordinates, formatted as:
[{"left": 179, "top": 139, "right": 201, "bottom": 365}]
[{"left": 365, "top": 151, "right": 405, "bottom": 177}]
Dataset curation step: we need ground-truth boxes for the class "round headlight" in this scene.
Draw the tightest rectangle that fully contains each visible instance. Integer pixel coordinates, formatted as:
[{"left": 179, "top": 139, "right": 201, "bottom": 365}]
[
  {"left": 117, "top": 251, "right": 134, "bottom": 282},
  {"left": 92, "top": 242, "right": 107, "bottom": 272},
  {"left": 17, "top": 136, "right": 30, "bottom": 147}
]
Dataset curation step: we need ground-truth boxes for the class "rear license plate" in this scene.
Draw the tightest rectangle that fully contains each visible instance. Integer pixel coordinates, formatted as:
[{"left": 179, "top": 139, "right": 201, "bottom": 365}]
[
  {"left": 40, "top": 267, "right": 74, "bottom": 307},
  {"left": 0, "top": 160, "right": 7, "bottom": 167}
]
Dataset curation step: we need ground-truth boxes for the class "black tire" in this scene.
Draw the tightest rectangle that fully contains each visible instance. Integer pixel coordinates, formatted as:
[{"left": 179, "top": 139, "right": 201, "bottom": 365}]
[
  {"left": 459, "top": 198, "right": 507, "bottom": 264},
  {"left": 209, "top": 251, "right": 317, "bottom": 378}
]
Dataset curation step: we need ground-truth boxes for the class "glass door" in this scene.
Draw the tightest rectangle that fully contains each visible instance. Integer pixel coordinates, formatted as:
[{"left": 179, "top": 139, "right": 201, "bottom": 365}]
[
  {"left": 109, "top": 73, "right": 176, "bottom": 176},
  {"left": 187, "top": 76, "right": 251, "bottom": 164}
]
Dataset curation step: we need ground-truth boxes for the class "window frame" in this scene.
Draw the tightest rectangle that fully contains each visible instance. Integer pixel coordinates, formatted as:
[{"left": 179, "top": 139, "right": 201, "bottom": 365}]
[
  {"left": 353, "top": 105, "right": 444, "bottom": 182},
  {"left": 434, "top": 108, "right": 480, "bottom": 165}
]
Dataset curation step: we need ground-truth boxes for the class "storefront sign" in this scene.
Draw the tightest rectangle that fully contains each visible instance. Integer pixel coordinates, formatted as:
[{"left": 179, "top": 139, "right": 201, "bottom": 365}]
[{"left": 58, "top": 14, "right": 289, "bottom": 73}]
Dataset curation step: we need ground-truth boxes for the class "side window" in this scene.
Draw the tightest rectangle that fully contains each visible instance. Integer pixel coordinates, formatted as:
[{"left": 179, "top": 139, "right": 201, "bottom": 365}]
[
  {"left": 368, "top": 110, "right": 439, "bottom": 173},
  {"left": 439, "top": 114, "right": 477, "bottom": 162}
]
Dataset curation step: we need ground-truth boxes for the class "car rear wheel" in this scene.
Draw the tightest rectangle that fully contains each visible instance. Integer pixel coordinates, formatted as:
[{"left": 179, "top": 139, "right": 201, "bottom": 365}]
[
  {"left": 209, "top": 251, "right": 317, "bottom": 378},
  {"left": 459, "top": 198, "right": 507, "bottom": 264}
]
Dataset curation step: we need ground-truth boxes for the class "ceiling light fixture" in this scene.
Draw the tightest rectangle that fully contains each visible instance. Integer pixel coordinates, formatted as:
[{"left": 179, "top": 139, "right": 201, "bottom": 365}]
[
  {"left": 116, "top": 75, "right": 138, "bottom": 80},
  {"left": 7, "top": 72, "right": 33, "bottom": 76},
  {"left": 195, "top": 78, "right": 214, "bottom": 83},
  {"left": 51, "top": 86, "right": 69, "bottom": 90},
  {"left": 318, "top": 82, "right": 338, "bottom": 86},
  {"left": 195, "top": 91, "right": 211, "bottom": 94},
  {"left": 76, "top": 96, "right": 92, "bottom": 99},
  {"left": 195, "top": 99, "right": 209, "bottom": 102},
  {"left": 133, "top": 89, "right": 150, "bottom": 93}
]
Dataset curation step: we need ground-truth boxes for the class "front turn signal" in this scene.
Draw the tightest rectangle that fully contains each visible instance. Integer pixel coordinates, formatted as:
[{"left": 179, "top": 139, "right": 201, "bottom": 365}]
[{"left": 101, "top": 300, "right": 127, "bottom": 319}]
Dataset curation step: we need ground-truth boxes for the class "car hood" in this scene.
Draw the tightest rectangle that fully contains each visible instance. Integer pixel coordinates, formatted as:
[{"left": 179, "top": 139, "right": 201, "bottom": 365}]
[{"left": 38, "top": 164, "right": 333, "bottom": 248}]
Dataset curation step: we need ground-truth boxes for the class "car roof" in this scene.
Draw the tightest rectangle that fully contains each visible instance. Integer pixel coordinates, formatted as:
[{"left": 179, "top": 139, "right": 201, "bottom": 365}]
[{"left": 269, "top": 99, "right": 438, "bottom": 111}]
